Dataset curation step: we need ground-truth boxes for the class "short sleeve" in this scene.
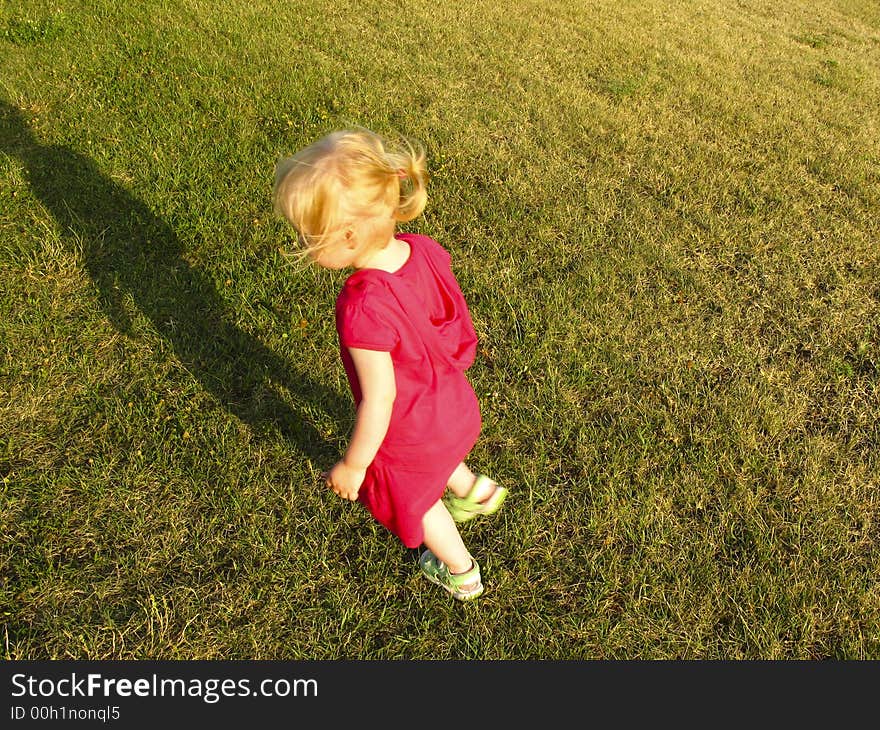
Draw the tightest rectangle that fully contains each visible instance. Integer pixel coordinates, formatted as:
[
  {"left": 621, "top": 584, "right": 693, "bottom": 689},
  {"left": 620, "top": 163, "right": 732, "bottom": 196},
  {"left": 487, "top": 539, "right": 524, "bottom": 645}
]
[{"left": 335, "top": 282, "right": 400, "bottom": 352}]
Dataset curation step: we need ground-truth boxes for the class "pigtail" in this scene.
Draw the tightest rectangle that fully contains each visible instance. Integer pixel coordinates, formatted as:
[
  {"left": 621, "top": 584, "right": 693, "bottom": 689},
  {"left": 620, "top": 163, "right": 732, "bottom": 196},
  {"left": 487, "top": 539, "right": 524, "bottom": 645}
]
[{"left": 385, "top": 138, "right": 428, "bottom": 223}]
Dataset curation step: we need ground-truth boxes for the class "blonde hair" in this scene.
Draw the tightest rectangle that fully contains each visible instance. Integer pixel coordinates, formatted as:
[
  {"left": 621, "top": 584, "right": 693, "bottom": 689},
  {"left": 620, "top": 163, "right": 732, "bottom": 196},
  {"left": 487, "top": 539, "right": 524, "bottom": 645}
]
[{"left": 273, "top": 128, "right": 427, "bottom": 258}]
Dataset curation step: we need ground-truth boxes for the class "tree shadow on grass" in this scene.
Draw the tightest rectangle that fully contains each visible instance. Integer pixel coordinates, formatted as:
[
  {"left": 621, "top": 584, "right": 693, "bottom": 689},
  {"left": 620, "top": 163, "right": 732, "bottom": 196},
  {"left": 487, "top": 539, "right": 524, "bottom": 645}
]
[{"left": 0, "top": 99, "right": 348, "bottom": 466}]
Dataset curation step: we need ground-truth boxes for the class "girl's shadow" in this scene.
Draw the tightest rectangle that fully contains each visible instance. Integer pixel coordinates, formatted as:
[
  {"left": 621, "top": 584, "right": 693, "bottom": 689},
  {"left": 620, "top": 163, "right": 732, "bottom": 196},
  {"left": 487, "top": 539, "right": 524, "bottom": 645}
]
[{"left": 1, "top": 99, "right": 346, "bottom": 465}]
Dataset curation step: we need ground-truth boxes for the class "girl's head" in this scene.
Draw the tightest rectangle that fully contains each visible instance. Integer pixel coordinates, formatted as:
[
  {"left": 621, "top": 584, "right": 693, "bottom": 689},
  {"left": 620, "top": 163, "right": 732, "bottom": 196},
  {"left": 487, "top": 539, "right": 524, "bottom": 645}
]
[{"left": 273, "top": 128, "right": 427, "bottom": 268}]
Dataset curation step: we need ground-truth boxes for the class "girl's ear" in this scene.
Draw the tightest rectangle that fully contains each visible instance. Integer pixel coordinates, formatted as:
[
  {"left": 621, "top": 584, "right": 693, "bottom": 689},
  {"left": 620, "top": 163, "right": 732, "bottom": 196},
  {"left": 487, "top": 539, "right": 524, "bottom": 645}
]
[{"left": 344, "top": 228, "right": 358, "bottom": 249}]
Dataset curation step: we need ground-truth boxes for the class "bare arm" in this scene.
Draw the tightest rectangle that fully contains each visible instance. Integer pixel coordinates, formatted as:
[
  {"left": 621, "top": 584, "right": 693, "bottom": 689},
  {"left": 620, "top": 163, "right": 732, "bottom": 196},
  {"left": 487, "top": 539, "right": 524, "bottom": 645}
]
[{"left": 324, "top": 347, "right": 396, "bottom": 500}]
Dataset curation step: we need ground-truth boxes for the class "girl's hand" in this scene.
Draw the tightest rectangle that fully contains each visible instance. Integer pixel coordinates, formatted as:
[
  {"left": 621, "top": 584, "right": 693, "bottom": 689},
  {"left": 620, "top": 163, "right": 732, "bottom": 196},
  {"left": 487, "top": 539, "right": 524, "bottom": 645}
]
[{"left": 322, "top": 461, "right": 366, "bottom": 501}]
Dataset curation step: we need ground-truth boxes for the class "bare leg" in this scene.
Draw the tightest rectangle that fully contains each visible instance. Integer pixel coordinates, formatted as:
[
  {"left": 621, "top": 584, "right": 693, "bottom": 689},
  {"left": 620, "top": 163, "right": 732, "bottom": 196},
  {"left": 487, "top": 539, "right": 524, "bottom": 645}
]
[
  {"left": 446, "top": 462, "right": 496, "bottom": 501},
  {"left": 421, "top": 500, "right": 478, "bottom": 588}
]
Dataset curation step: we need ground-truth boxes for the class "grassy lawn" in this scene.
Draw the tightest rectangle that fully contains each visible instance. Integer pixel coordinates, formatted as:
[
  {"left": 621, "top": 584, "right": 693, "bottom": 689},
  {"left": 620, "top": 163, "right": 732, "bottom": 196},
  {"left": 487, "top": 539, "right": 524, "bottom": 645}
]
[{"left": 1, "top": 0, "right": 878, "bottom": 659}]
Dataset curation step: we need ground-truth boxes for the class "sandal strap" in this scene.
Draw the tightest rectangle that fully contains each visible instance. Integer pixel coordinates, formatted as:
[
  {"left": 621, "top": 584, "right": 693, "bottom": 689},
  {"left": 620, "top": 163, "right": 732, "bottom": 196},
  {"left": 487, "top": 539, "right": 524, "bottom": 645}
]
[{"left": 463, "top": 474, "right": 496, "bottom": 505}]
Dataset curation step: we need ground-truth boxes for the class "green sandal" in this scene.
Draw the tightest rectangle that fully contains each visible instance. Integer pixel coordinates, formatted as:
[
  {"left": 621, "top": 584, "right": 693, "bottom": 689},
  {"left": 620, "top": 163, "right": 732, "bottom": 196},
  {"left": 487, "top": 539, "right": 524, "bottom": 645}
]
[
  {"left": 443, "top": 474, "right": 508, "bottom": 523},
  {"left": 419, "top": 550, "right": 484, "bottom": 601}
]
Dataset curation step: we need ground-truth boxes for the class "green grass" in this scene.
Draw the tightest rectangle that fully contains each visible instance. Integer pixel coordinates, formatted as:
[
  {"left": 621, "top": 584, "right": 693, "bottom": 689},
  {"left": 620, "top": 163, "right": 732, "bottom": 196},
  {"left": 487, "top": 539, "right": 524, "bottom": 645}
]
[{"left": 1, "top": 0, "right": 878, "bottom": 659}]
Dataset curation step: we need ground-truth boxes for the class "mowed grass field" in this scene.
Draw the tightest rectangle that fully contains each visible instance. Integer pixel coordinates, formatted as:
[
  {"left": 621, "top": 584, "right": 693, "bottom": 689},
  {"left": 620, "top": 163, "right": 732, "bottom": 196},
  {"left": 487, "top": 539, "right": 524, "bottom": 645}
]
[{"left": 1, "top": 0, "right": 878, "bottom": 659}]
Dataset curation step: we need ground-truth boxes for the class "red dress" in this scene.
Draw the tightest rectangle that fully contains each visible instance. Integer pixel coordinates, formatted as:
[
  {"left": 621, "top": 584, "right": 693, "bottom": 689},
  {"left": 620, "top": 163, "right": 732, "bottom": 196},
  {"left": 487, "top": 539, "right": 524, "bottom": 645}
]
[{"left": 335, "top": 233, "right": 481, "bottom": 547}]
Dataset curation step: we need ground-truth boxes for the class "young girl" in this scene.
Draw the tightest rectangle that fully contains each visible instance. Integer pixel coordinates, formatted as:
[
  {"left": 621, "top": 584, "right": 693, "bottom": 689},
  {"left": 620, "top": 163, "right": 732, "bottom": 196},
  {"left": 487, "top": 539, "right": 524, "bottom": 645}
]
[{"left": 272, "top": 128, "right": 507, "bottom": 600}]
